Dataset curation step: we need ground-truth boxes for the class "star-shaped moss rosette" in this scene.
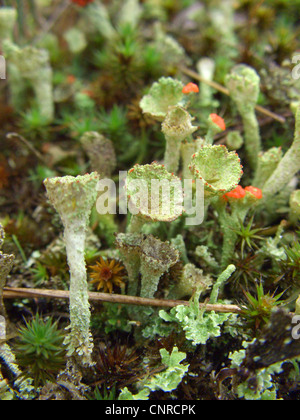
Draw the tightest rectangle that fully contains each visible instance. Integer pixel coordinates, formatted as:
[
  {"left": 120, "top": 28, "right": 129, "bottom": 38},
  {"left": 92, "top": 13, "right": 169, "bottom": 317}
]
[
  {"left": 140, "top": 77, "right": 185, "bottom": 121},
  {"left": 162, "top": 106, "right": 198, "bottom": 173},
  {"left": 189, "top": 145, "right": 243, "bottom": 198},
  {"left": 126, "top": 162, "right": 183, "bottom": 233},
  {"left": 44, "top": 172, "right": 100, "bottom": 365},
  {"left": 226, "top": 64, "right": 261, "bottom": 170}
]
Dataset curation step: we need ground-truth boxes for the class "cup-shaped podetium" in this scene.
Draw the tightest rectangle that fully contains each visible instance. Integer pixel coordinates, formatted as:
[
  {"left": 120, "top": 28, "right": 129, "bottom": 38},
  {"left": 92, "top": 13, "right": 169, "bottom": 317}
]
[
  {"left": 189, "top": 145, "right": 243, "bottom": 198},
  {"left": 226, "top": 64, "right": 260, "bottom": 111},
  {"left": 4, "top": 42, "right": 54, "bottom": 122},
  {"left": 44, "top": 173, "right": 100, "bottom": 229},
  {"left": 139, "top": 235, "right": 180, "bottom": 299},
  {"left": 126, "top": 162, "right": 183, "bottom": 233},
  {"left": 44, "top": 172, "right": 100, "bottom": 365},
  {"left": 226, "top": 65, "right": 261, "bottom": 169},
  {"left": 140, "top": 77, "right": 185, "bottom": 121},
  {"left": 0, "top": 7, "right": 17, "bottom": 41}
]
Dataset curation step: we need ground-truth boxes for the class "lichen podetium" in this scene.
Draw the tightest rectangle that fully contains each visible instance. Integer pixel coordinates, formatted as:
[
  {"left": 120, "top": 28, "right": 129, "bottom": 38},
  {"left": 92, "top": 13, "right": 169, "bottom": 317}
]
[{"left": 44, "top": 173, "right": 100, "bottom": 366}]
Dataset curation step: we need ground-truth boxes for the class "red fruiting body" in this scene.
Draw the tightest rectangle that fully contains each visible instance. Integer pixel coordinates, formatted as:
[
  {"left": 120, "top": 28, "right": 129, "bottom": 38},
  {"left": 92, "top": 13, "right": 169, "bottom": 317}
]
[
  {"left": 182, "top": 83, "right": 199, "bottom": 94},
  {"left": 71, "top": 0, "right": 94, "bottom": 7},
  {"left": 245, "top": 186, "right": 263, "bottom": 200},
  {"left": 66, "top": 75, "right": 76, "bottom": 84},
  {"left": 223, "top": 185, "right": 246, "bottom": 201},
  {"left": 210, "top": 114, "right": 226, "bottom": 131}
]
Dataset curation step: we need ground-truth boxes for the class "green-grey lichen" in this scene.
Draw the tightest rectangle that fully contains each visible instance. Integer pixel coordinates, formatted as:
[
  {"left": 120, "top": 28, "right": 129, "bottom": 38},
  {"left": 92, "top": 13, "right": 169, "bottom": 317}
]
[
  {"left": 169, "top": 263, "right": 212, "bottom": 300},
  {"left": 226, "top": 65, "right": 261, "bottom": 170},
  {"left": 126, "top": 162, "right": 183, "bottom": 233},
  {"left": 0, "top": 375, "right": 14, "bottom": 400},
  {"left": 139, "top": 235, "right": 179, "bottom": 298},
  {"left": 115, "top": 233, "right": 179, "bottom": 299},
  {"left": 44, "top": 173, "right": 100, "bottom": 365},
  {"left": 181, "top": 141, "right": 197, "bottom": 180},
  {"left": 214, "top": 188, "right": 263, "bottom": 268},
  {"left": 289, "top": 190, "right": 300, "bottom": 224},
  {"left": 205, "top": 113, "right": 225, "bottom": 145},
  {"left": 152, "top": 22, "right": 190, "bottom": 72},
  {"left": 119, "top": 346, "right": 189, "bottom": 399},
  {"left": 0, "top": 316, "right": 35, "bottom": 400},
  {"left": 159, "top": 289, "right": 232, "bottom": 346},
  {"left": 117, "top": 0, "right": 143, "bottom": 28},
  {"left": 82, "top": 0, "right": 117, "bottom": 40},
  {"left": 189, "top": 145, "right": 243, "bottom": 198},
  {"left": 195, "top": 245, "right": 218, "bottom": 270},
  {"left": 0, "top": 224, "right": 14, "bottom": 318},
  {"left": 145, "top": 346, "right": 189, "bottom": 393},
  {"left": 252, "top": 147, "right": 283, "bottom": 189},
  {"left": 226, "top": 130, "right": 244, "bottom": 151},
  {"left": 229, "top": 342, "right": 287, "bottom": 400},
  {"left": 196, "top": 57, "right": 218, "bottom": 109},
  {"left": 64, "top": 27, "right": 87, "bottom": 54},
  {"left": 80, "top": 131, "right": 116, "bottom": 178},
  {"left": 170, "top": 234, "right": 189, "bottom": 265},
  {"left": 115, "top": 232, "right": 143, "bottom": 296},
  {"left": 0, "top": 7, "right": 17, "bottom": 42},
  {"left": 296, "top": 296, "right": 300, "bottom": 315},
  {"left": 162, "top": 106, "right": 198, "bottom": 173},
  {"left": 3, "top": 40, "right": 54, "bottom": 122},
  {"left": 209, "top": 264, "right": 236, "bottom": 304},
  {"left": 140, "top": 77, "right": 185, "bottom": 121},
  {"left": 263, "top": 106, "right": 300, "bottom": 199}
]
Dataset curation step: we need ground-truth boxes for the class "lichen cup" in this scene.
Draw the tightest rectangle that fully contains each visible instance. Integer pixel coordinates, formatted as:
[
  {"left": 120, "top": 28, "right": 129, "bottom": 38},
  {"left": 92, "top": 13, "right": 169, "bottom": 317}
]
[
  {"left": 126, "top": 162, "right": 183, "bottom": 233},
  {"left": 189, "top": 145, "right": 244, "bottom": 199},
  {"left": 44, "top": 172, "right": 100, "bottom": 366},
  {"left": 140, "top": 77, "right": 185, "bottom": 122}
]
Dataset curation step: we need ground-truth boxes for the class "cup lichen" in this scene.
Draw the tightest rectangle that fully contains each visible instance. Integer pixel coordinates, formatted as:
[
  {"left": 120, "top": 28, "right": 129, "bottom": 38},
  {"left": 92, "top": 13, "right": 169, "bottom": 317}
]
[
  {"left": 162, "top": 106, "right": 198, "bottom": 173},
  {"left": 126, "top": 162, "right": 183, "bottom": 233},
  {"left": 140, "top": 77, "right": 185, "bottom": 121},
  {"left": 3, "top": 40, "right": 54, "bottom": 122},
  {"left": 263, "top": 106, "right": 300, "bottom": 199},
  {"left": 189, "top": 145, "right": 244, "bottom": 198},
  {"left": 0, "top": 224, "right": 14, "bottom": 319},
  {"left": 44, "top": 172, "right": 100, "bottom": 366},
  {"left": 226, "top": 64, "right": 261, "bottom": 170}
]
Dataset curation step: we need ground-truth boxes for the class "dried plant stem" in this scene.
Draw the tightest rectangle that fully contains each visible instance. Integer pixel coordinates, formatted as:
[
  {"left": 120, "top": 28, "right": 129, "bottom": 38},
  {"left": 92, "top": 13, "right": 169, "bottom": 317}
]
[
  {"left": 33, "top": 0, "right": 71, "bottom": 44},
  {"left": 179, "top": 66, "right": 286, "bottom": 124},
  {"left": 3, "top": 287, "right": 242, "bottom": 314}
]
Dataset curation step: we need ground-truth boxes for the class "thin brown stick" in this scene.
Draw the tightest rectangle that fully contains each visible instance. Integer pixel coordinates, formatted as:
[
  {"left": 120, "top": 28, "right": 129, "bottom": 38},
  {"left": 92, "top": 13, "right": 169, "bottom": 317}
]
[
  {"left": 3, "top": 287, "right": 242, "bottom": 314},
  {"left": 179, "top": 66, "right": 286, "bottom": 124},
  {"left": 33, "top": 0, "right": 71, "bottom": 44},
  {"left": 6, "top": 132, "right": 47, "bottom": 164}
]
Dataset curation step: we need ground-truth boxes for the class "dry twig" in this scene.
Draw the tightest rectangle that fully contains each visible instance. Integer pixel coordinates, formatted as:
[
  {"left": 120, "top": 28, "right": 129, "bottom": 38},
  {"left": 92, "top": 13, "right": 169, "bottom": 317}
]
[{"left": 3, "top": 287, "right": 242, "bottom": 314}]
